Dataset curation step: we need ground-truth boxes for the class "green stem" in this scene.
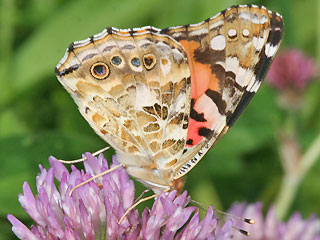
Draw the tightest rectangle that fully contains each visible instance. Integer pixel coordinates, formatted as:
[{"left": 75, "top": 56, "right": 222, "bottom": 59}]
[
  {"left": 275, "top": 132, "right": 320, "bottom": 219},
  {"left": 275, "top": 172, "right": 301, "bottom": 219},
  {"left": 300, "top": 133, "right": 320, "bottom": 176}
]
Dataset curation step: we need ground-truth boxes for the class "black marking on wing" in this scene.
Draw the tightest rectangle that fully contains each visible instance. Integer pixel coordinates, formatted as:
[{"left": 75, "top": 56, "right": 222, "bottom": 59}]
[
  {"left": 226, "top": 91, "right": 255, "bottom": 127},
  {"left": 82, "top": 53, "right": 98, "bottom": 62},
  {"left": 190, "top": 99, "right": 206, "bottom": 122},
  {"left": 205, "top": 89, "right": 226, "bottom": 115},
  {"left": 106, "top": 27, "right": 113, "bottom": 34},
  {"left": 193, "top": 48, "right": 224, "bottom": 66},
  {"left": 160, "top": 28, "right": 169, "bottom": 34},
  {"left": 198, "top": 127, "right": 213, "bottom": 138},
  {"left": 56, "top": 64, "right": 80, "bottom": 77},
  {"left": 254, "top": 12, "right": 283, "bottom": 82},
  {"left": 186, "top": 139, "right": 193, "bottom": 145},
  {"left": 129, "top": 28, "right": 135, "bottom": 36},
  {"left": 68, "top": 42, "right": 74, "bottom": 52}
]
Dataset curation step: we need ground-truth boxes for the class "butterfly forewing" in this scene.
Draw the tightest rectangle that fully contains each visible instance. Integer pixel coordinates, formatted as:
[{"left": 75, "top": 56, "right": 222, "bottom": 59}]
[{"left": 163, "top": 5, "right": 284, "bottom": 179}]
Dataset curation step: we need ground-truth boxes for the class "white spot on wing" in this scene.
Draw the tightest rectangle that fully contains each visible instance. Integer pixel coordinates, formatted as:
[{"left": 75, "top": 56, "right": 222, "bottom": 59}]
[
  {"left": 265, "top": 43, "right": 279, "bottom": 58},
  {"left": 242, "top": 29, "right": 250, "bottom": 37},
  {"left": 209, "top": 20, "right": 223, "bottom": 30},
  {"left": 228, "top": 29, "right": 237, "bottom": 38},
  {"left": 210, "top": 35, "right": 225, "bottom": 50},
  {"left": 261, "top": 15, "right": 268, "bottom": 24},
  {"left": 226, "top": 57, "right": 239, "bottom": 73},
  {"left": 136, "top": 83, "right": 152, "bottom": 109},
  {"left": 247, "top": 78, "right": 261, "bottom": 92},
  {"left": 189, "top": 27, "right": 208, "bottom": 36},
  {"left": 236, "top": 67, "right": 252, "bottom": 87},
  {"left": 172, "top": 48, "right": 185, "bottom": 63},
  {"left": 239, "top": 12, "right": 251, "bottom": 21},
  {"left": 252, "top": 14, "right": 259, "bottom": 24},
  {"left": 195, "top": 94, "right": 222, "bottom": 128},
  {"left": 253, "top": 36, "right": 265, "bottom": 52}
]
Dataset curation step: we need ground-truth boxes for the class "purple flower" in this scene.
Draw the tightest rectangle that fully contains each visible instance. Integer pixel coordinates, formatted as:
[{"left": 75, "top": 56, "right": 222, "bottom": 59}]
[
  {"left": 228, "top": 202, "right": 320, "bottom": 240},
  {"left": 267, "top": 49, "right": 318, "bottom": 91},
  {"left": 8, "top": 153, "right": 232, "bottom": 240}
]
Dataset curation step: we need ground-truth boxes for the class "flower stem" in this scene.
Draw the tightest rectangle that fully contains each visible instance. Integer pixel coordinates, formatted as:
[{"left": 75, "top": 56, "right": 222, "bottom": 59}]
[
  {"left": 275, "top": 132, "right": 320, "bottom": 219},
  {"left": 300, "top": 133, "right": 320, "bottom": 176},
  {"left": 275, "top": 172, "right": 301, "bottom": 219}
]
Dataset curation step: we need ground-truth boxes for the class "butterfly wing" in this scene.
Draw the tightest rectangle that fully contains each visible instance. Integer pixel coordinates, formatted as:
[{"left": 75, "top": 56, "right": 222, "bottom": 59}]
[
  {"left": 56, "top": 28, "right": 191, "bottom": 187},
  {"left": 160, "top": 5, "right": 283, "bottom": 178},
  {"left": 56, "top": 5, "right": 283, "bottom": 191}
]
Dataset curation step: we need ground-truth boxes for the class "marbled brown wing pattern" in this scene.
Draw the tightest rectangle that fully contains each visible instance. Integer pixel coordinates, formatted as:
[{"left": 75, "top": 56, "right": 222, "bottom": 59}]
[
  {"left": 160, "top": 5, "right": 283, "bottom": 179},
  {"left": 56, "top": 28, "right": 191, "bottom": 189}
]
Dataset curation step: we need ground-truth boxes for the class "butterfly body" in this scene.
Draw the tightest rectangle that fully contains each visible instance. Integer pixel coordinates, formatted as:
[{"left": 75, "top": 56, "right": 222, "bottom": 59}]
[{"left": 56, "top": 5, "right": 283, "bottom": 192}]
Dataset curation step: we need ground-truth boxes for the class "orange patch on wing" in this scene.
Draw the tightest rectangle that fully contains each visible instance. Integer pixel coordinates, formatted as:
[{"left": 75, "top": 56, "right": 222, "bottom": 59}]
[
  {"left": 179, "top": 40, "right": 219, "bottom": 100},
  {"left": 180, "top": 39, "right": 222, "bottom": 146},
  {"left": 186, "top": 119, "right": 206, "bottom": 146}
]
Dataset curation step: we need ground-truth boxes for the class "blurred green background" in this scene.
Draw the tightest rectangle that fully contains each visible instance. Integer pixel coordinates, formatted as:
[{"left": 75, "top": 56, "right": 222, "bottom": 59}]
[{"left": 0, "top": 0, "right": 319, "bottom": 239}]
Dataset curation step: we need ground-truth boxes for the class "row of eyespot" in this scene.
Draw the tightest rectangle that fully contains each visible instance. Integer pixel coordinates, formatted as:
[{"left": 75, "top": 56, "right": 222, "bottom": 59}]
[{"left": 90, "top": 54, "right": 157, "bottom": 80}]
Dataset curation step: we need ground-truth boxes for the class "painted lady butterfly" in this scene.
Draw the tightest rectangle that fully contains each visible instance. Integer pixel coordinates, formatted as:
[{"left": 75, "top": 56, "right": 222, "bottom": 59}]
[{"left": 55, "top": 5, "right": 283, "bottom": 193}]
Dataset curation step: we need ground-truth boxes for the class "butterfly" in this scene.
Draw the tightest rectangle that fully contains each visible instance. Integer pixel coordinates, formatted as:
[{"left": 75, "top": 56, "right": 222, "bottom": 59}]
[{"left": 55, "top": 5, "right": 283, "bottom": 193}]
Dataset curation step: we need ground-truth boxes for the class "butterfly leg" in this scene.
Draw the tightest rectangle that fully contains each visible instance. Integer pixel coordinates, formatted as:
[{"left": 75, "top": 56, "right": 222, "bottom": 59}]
[
  {"left": 69, "top": 163, "right": 124, "bottom": 196},
  {"left": 118, "top": 192, "right": 161, "bottom": 224},
  {"left": 58, "top": 146, "right": 111, "bottom": 164},
  {"left": 135, "top": 189, "right": 151, "bottom": 203}
]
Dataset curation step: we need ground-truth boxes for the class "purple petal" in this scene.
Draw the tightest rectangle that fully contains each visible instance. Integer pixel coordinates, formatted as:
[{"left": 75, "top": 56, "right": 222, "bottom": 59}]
[
  {"left": 7, "top": 215, "right": 39, "bottom": 240},
  {"left": 18, "top": 182, "right": 45, "bottom": 226}
]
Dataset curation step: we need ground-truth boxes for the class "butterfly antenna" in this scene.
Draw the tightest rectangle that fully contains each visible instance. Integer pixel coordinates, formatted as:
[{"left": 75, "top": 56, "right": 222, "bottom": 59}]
[
  {"left": 58, "top": 146, "right": 111, "bottom": 164},
  {"left": 190, "top": 199, "right": 210, "bottom": 211},
  {"left": 69, "top": 163, "right": 124, "bottom": 196},
  {"left": 232, "top": 226, "right": 250, "bottom": 236},
  {"left": 213, "top": 208, "right": 255, "bottom": 224},
  {"left": 189, "top": 199, "right": 254, "bottom": 236}
]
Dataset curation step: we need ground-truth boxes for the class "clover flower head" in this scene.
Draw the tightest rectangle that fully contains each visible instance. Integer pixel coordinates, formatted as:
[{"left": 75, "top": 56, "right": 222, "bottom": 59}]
[
  {"left": 8, "top": 153, "right": 232, "bottom": 240},
  {"left": 267, "top": 48, "right": 317, "bottom": 91},
  {"left": 228, "top": 202, "right": 320, "bottom": 240}
]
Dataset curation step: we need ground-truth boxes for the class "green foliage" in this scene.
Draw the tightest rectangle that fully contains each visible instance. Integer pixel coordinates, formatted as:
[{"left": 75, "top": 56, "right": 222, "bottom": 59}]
[{"left": 0, "top": 0, "right": 319, "bottom": 239}]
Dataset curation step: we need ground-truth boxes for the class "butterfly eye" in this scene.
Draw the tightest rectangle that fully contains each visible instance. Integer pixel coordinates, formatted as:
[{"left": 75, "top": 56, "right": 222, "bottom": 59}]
[
  {"left": 111, "top": 56, "right": 122, "bottom": 66},
  {"left": 90, "top": 62, "right": 109, "bottom": 80},
  {"left": 131, "top": 57, "right": 141, "bottom": 67},
  {"left": 143, "top": 54, "right": 156, "bottom": 70}
]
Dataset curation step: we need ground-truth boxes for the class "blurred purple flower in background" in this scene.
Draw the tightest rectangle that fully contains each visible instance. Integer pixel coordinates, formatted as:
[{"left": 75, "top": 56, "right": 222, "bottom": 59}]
[
  {"left": 228, "top": 202, "right": 320, "bottom": 240},
  {"left": 267, "top": 49, "right": 317, "bottom": 91},
  {"left": 7, "top": 153, "right": 232, "bottom": 240}
]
